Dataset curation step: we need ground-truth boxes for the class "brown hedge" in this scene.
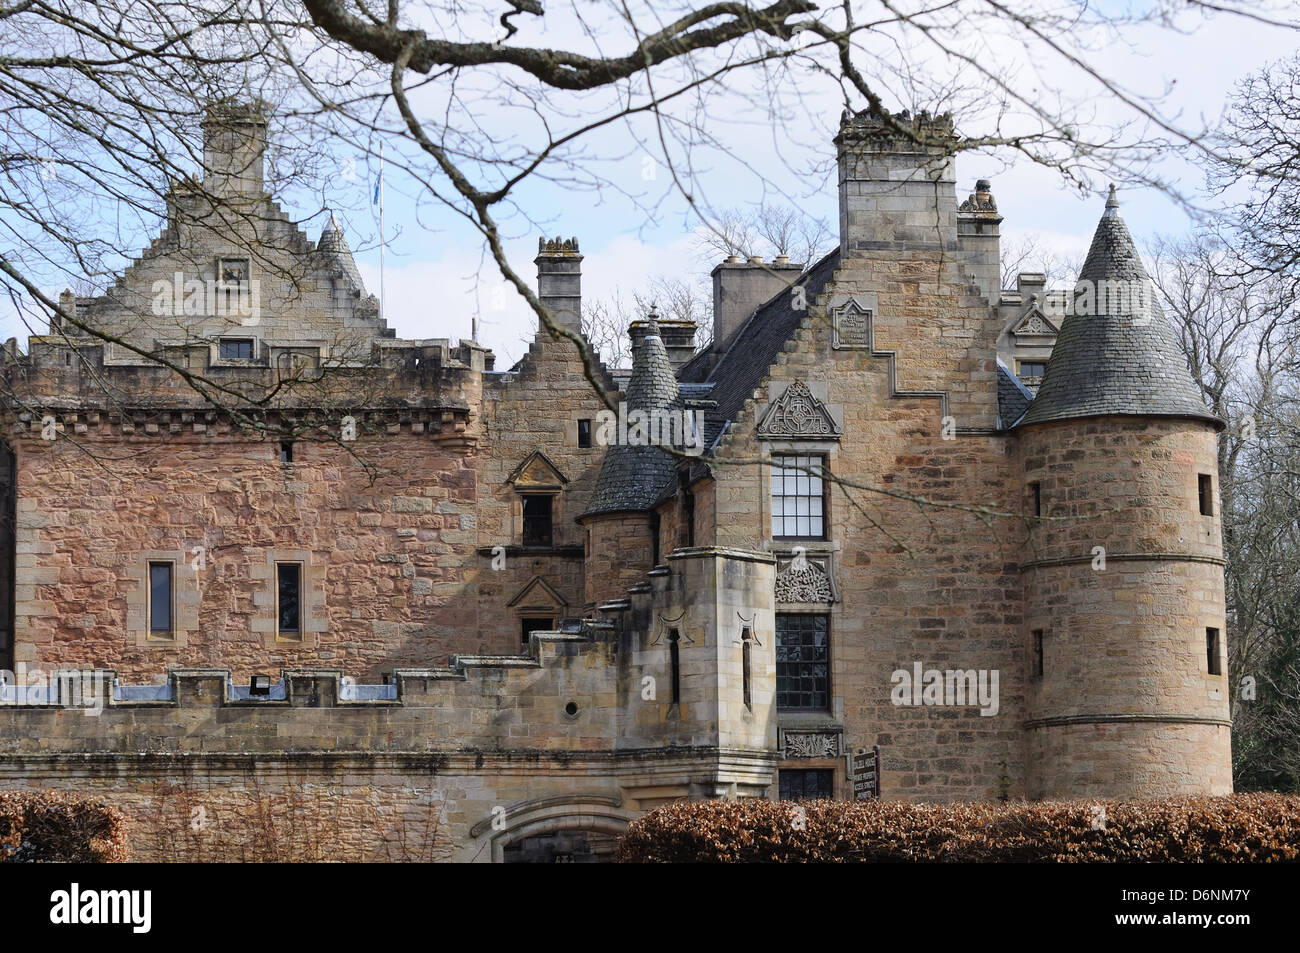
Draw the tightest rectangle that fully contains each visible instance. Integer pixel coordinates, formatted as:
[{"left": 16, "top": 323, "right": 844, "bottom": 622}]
[
  {"left": 0, "top": 790, "right": 129, "bottom": 863},
  {"left": 616, "top": 794, "right": 1300, "bottom": 862}
]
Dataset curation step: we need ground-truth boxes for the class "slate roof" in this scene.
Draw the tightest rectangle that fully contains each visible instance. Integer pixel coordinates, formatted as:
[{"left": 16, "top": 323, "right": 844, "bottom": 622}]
[
  {"left": 318, "top": 213, "right": 365, "bottom": 291},
  {"left": 698, "top": 250, "right": 840, "bottom": 435},
  {"left": 582, "top": 313, "right": 684, "bottom": 518},
  {"left": 1018, "top": 188, "right": 1222, "bottom": 428},
  {"left": 996, "top": 360, "right": 1033, "bottom": 429}
]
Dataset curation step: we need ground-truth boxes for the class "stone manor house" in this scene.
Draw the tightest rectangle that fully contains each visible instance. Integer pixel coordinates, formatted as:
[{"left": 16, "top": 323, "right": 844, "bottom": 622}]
[{"left": 0, "top": 104, "right": 1231, "bottom": 862}]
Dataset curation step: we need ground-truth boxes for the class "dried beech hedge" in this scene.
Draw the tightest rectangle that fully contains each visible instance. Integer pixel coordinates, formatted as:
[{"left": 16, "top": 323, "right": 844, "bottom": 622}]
[
  {"left": 0, "top": 790, "right": 129, "bottom": 863},
  {"left": 616, "top": 794, "right": 1300, "bottom": 862}
]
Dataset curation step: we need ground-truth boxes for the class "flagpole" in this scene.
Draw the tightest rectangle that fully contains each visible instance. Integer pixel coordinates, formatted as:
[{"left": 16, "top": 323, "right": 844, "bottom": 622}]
[{"left": 378, "top": 141, "right": 386, "bottom": 320}]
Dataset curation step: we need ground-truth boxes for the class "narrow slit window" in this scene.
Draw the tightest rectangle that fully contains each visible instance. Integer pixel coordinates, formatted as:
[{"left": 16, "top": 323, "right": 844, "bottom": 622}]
[
  {"left": 149, "top": 562, "right": 173, "bottom": 636},
  {"left": 1032, "top": 629, "right": 1044, "bottom": 677},
  {"left": 681, "top": 488, "right": 695, "bottom": 547},
  {"left": 742, "top": 628, "right": 753, "bottom": 711},
  {"left": 669, "top": 630, "right": 681, "bottom": 706},
  {"left": 279, "top": 440, "right": 293, "bottom": 464},
  {"left": 1198, "top": 474, "right": 1213, "bottom": 516},
  {"left": 277, "top": 563, "right": 301, "bottom": 636},
  {"left": 577, "top": 419, "right": 592, "bottom": 448},
  {"left": 1206, "top": 627, "right": 1222, "bottom": 675},
  {"left": 1029, "top": 481, "right": 1042, "bottom": 517},
  {"left": 649, "top": 511, "right": 661, "bottom": 566}
]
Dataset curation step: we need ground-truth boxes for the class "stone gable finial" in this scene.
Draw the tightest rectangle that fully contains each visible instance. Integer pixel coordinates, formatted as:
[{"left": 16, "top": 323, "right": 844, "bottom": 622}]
[{"left": 959, "top": 178, "right": 998, "bottom": 214}]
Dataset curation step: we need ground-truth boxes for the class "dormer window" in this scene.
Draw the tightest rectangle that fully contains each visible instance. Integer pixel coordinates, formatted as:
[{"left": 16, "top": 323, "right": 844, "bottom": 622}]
[{"left": 1017, "top": 361, "right": 1046, "bottom": 379}]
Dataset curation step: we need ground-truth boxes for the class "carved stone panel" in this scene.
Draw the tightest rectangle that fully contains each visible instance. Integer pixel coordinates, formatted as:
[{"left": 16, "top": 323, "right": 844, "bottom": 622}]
[
  {"left": 832, "top": 302, "right": 872, "bottom": 349},
  {"left": 756, "top": 380, "right": 840, "bottom": 441},
  {"left": 783, "top": 729, "right": 842, "bottom": 759},
  {"left": 774, "top": 555, "right": 835, "bottom": 605}
]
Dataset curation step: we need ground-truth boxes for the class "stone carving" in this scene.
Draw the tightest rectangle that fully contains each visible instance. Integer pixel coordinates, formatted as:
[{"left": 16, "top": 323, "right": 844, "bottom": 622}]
[
  {"left": 757, "top": 380, "right": 839, "bottom": 440},
  {"left": 832, "top": 303, "right": 872, "bottom": 348},
  {"left": 784, "top": 730, "right": 841, "bottom": 758},
  {"left": 538, "top": 236, "right": 580, "bottom": 254},
  {"left": 959, "top": 178, "right": 998, "bottom": 213},
  {"left": 1014, "top": 309, "right": 1057, "bottom": 337},
  {"left": 775, "top": 558, "right": 834, "bottom": 604}
]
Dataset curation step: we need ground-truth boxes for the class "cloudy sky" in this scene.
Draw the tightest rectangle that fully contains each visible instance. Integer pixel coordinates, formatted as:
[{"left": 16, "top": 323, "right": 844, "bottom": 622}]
[
  {"left": 4, "top": 1, "right": 1296, "bottom": 368},
  {"left": 337, "top": 2, "right": 1298, "bottom": 367}
]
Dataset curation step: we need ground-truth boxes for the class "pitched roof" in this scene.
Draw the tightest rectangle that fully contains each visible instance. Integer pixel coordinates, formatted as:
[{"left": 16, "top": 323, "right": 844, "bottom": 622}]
[
  {"left": 1018, "top": 188, "right": 1221, "bottom": 429},
  {"left": 582, "top": 313, "right": 683, "bottom": 518},
  {"left": 701, "top": 249, "right": 840, "bottom": 429},
  {"left": 996, "top": 360, "right": 1033, "bottom": 429}
]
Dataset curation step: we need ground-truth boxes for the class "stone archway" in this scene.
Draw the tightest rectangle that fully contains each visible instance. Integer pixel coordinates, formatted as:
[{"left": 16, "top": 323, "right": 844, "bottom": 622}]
[{"left": 485, "top": 799, "right": 633, "bottom": 863}]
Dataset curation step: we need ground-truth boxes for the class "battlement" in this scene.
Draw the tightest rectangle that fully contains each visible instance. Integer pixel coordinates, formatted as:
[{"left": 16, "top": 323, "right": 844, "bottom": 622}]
[{"left": 0, "top": 336, "right": 492, "bottom": 416}]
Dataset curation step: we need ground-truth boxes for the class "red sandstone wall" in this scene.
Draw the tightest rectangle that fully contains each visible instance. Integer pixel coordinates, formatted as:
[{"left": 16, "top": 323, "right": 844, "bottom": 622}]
[{"left": 11, "top": 426, "right": 487, "bottom": 679}]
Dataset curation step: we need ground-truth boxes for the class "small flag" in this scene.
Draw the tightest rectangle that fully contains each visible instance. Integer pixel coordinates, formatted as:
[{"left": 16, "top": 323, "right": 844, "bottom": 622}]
[{"left": 373, "top": 173, "right": 381, "bottom": 205}]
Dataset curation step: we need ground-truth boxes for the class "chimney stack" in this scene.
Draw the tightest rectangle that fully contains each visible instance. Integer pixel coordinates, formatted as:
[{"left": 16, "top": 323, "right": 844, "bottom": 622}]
[
  {"left": 535, "top": 236, "right": 582, "bottom": 333},
  {"left": 711, "top": 257, "right": 804, "bottom": 354},
  {"left": 201, "top": 101, "right": 268, "bottom": 199},
  {"left": 957, "top": 177, "right": 1004, "bottom": 304},
  {"left": 834, "top": 107, "right": 958, "bottom": 257}
]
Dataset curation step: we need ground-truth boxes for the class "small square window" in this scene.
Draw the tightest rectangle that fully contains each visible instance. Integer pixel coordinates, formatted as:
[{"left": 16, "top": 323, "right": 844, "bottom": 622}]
[
  {"left": 521, "top": 618, "right": 553, "bottom": 645},
  {"left": 779, "top": 769, "right": 834, "bottom": 801},
  {"left": 219, "top": 257, "right": 250, "bottom": 286},
  {"left": 277, "top": 563, "right": 301, "bottom": 637},
  {"left": 220, "top": 338, "right": 254, "bottom": 361},
  {"left": 1206, "top": 627, "right": 1222, "bottom": 676},
  {"left": 577, "top": 419, "right": 592, "bottom": 449},
  {"left": 149, "top": 562, "right": 173, "bottom": 636},
  {"left": 1198, "top": 474, "right": 1213, "bottom": 516}
]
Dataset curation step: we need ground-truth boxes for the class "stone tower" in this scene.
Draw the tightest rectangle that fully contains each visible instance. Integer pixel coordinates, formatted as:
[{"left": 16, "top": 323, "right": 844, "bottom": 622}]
[
  {"left": 579, "top": 312, "right": 682, "bottom": 607},
  {"left": 1017, "top": 187, "right": 1232, "bottom": 797}
]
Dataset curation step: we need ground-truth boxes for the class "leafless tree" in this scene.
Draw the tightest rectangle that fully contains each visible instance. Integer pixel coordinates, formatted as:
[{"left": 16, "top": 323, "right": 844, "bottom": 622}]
[
  {"left": 1150, "top": 232, "right": 1300, "bottom": 791},
  {"left": 999, "top": 234, "right": 1080, "bottom": 292},
  {"left": 583, "top": 275, "right": 711, "bottom": 367},
  {"left": 0, "top": 0, "right": 1294, "bottom": 509}
]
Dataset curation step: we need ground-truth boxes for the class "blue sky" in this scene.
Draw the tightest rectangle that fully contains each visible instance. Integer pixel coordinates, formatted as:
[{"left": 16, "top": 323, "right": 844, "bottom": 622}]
[{"left": 4, "top": 2, "right": 1296, "bottom": 368}]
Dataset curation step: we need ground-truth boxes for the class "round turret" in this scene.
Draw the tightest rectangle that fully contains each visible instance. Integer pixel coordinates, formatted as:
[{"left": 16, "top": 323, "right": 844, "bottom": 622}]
[{"left": 1016, "top": 189, "right": 1231, "bottom": 798}]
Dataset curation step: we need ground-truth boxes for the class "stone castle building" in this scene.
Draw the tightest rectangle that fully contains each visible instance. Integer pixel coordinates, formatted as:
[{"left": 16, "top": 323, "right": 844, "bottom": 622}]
[{"left": 0, "top": 104, "right": 1231, "bottom": 861}]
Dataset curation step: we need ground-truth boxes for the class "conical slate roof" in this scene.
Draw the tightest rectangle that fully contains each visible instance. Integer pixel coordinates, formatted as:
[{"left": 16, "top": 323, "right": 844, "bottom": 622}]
[
  {"left": 582, "top": 312, "right": 684, "bottom": 518},
  {"left": 1018, "top": 187, "right": 1221, "bottom": 428},
  {"left": 318, "top": 212, "right": 365, "bottom": 290}
]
